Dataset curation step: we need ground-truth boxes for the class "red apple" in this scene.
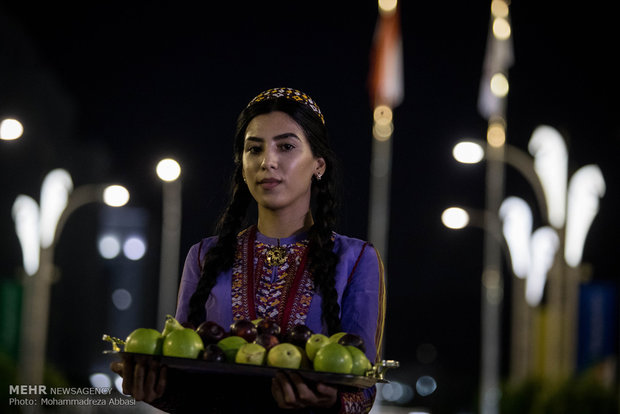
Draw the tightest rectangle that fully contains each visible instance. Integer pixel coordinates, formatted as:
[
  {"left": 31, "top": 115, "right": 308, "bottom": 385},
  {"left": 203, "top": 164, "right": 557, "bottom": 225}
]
[{"left": 230, "top": 319, "right": 258, "bottom": 342}]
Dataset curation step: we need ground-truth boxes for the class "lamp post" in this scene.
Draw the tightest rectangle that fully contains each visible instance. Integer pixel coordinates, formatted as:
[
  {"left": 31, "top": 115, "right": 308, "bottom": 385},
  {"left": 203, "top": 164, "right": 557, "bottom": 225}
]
[
  {"left": 449, "top": 126, "right": 606, "bottom": 382},
  {"left": 155, "top": 158, "right": 182, "bottom": 328},
  {"left": 13, "top": 169, "right": 129, "bottom": 393}
]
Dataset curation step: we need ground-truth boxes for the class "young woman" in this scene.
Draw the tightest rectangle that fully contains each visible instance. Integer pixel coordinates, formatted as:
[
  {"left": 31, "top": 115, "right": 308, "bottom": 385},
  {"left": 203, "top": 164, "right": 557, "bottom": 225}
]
[{"left": 114, "top": 87, "right": 386, "bottom": 413}]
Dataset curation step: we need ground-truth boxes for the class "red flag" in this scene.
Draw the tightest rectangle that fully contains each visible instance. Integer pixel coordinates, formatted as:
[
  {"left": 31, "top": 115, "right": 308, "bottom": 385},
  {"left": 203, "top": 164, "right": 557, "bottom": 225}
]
[{"left": 368, "top": 7, "right": 404, "bottom": 108}]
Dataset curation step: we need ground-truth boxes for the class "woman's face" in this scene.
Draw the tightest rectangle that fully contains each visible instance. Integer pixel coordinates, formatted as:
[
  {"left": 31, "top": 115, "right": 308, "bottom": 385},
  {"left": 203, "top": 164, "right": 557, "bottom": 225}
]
[{"left": 242, "top": 111, "right": 325, "bottom": 214}]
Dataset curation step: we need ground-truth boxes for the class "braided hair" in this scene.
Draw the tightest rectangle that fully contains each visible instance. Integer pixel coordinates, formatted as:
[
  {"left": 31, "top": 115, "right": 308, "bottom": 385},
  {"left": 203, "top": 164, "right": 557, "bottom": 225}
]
[{"left": 188, "top": 94, "right": 343, "bottom": 335}]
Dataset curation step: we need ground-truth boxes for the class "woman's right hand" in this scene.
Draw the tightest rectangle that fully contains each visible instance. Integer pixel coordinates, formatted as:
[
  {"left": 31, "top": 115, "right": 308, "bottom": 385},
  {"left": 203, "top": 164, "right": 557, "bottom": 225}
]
[{"left": 110, "top": 354, "right": 167, "bottom": 402}]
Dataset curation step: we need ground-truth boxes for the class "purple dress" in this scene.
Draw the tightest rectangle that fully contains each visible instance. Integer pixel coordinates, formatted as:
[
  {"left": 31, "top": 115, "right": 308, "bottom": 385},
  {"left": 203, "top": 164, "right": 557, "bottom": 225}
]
[{"left": 175, "top": 226, "right": 386, "bottom": 413}]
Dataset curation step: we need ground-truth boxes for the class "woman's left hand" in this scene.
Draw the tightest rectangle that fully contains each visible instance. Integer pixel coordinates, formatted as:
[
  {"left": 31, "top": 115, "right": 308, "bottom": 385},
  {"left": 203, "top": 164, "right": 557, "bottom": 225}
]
[{"left": 271, "top": 371, "right": 338, "bottom": 410}]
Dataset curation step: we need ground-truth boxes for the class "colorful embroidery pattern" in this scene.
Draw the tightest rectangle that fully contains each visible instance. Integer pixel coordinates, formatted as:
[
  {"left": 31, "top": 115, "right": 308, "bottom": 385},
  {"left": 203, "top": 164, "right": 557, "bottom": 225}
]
[
  {"left": 339, "top": 387, "right": 377, "bottom": 414},
  {"left": 246, "top": 87, "right": 325, "bottom": 124},
  {"left": 231, "top": 227, "right": 315, "bottom": 334}
]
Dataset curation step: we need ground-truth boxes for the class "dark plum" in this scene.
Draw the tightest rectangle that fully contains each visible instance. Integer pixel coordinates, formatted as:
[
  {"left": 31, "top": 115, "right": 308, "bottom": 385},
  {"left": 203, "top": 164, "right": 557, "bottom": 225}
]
[
  {"left": 230, "top": 319, "right": 258, "bottom": 342},
  {"left": 254, "top": 333, "right": 280, "bottom": 351},
  {"left": 202, "top": 343, "right": 226, "bottom": 362},
  {"left": 196, "top": 321, "right": 227, "bottom": 345},
  {"left": 256, "top": 318, "right": 281, "bottom": 338},
  {"left": 285, "top": 324, "right": 313, "bottom": 348}
]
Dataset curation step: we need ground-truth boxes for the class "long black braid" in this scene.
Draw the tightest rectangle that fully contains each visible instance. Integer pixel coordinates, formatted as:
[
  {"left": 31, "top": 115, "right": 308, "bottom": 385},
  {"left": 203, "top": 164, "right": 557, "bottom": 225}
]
[{"left": 188, "top": 95, "right": 343, "bottom": 335}]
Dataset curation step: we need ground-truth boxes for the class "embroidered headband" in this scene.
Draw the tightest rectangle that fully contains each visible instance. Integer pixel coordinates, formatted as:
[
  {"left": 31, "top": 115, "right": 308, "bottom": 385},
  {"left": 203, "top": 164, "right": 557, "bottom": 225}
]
[{"left": 246, "top": 87, "right": 325, "bottom": 125}]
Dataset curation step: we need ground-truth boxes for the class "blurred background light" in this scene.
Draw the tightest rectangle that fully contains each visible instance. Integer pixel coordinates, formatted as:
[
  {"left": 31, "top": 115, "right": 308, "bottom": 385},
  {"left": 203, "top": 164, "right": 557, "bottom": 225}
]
[
  {"left": 378, "top": 0, "right": 397, "bottom": 14},
  {"left": 98, "top": 234, "right": 121, "bottom": 259},
  {"left": 415, "top": 375, "right": 438, "bottom": 397},
  {"left": 379, "top": 380, "right": 414, "bottom": 404},
  {"left": 89, "top": 372, "right": 111, "bottom": 389},
  {"left": 416, "top": 343, "right": 438, "bottom": 364},
  {"left": 39, "top": 169, "right": 73, "bottom": 249},
  {"left": 490, "top": 73, "right": 509, "bottom": 97},
  {"left": 565, "top": 165, "right": 606, "bottom": 267},
  {"left": 491, "top": 0, "right": 509, "bottom": 18},
  {"left": 442, "top": 207, "right": 469, "bottom": 229},
  {"left": 123, "top": 236, "right": 146, "bottom": 260},
  {"left": 499, "top": 197, "right": 532, "bottom": 279},
  {"left": 0, "top": 118, "right": 24, "bottom": 140},
  {"left": 492, "top": 17, "right": 511, "bottom": 40},
  {"left": 528, "top": 125, "right": 568, "bottom": 228},
  {"left": 12, "top": 195, "right": 40, "bottom": 275},
  {"left": 527, "top": 227, "right": 560, "bottom": 306},
  {"left": 374, "top": 105, "right": 393, "bottom": 124},
  {"left": 114, "top": 375, "right": 124, "bottom": 394},
  {"left": 156, "top": 158, "right": 181, "bottom": 182},
  {"left": 111, "top": 288, "right": 132, "bottom": 310},
  {"left": 487, "top": 122, "right": 506, "bottom": 147},
  {"left": 103, "top": 185, "right": 130, "bottom": 207},
  {"left": 453, "top": 141, "right": 484, "bottom": 164}
]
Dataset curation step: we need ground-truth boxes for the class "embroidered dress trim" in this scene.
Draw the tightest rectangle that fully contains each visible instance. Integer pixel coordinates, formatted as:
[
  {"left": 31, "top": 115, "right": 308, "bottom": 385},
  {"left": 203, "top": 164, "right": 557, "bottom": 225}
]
[{"left": 231, "top": 226, "right": 315, "bottom": 334}]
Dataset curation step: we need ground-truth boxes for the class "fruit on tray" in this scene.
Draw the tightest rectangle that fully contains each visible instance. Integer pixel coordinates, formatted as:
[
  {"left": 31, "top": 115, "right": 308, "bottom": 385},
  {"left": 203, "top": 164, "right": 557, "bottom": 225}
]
[
  {"left": 124, "top": 328, "right": 163, "bottom": 355},
  {"left": 235, "top": 343, "right": 267, "bottom": 365},
  {"left": 196, "top": 320, "right": 228, "bottom": 345},
  {"left": 217, "top": 335, "right": 249, "bottom": 362},
  {"left": 313, "top": 343, "right": 353, "bottom": 374},
  {"left": 105, "top": 317, "right": 374, "bottom": 377},
  {"left": 346, "top": 346, "right": 372, "bottom": 376},
  {"left": 306, "top": 333, "right": 330, "bottom": 361},
  {"left": 163, "top": 328, "right": 204, "bottom": 358},
  {"left": 267, "top": 343, "right": 302, "bottom": 369},
  {"left": 162, "top": 314, "right": 185, "bottom": 337}
]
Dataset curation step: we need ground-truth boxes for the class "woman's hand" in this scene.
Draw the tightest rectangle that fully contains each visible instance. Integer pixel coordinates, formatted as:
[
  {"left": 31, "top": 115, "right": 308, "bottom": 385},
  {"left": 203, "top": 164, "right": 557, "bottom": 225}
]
[
  {"left": 271, "top": 371, "right": 338, "bottom": 410},
  {"left": 110, "top": 355, "right": 167, "bottom": 402}
]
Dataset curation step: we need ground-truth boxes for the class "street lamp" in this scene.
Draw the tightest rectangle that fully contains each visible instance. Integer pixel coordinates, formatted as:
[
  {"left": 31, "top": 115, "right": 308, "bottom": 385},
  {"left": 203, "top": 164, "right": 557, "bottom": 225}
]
[
  {"left": 0, "top": 118, "right": 24, "bottom": 141},
  {"left": 13, "top": 169, "right": 129, "bottom": 388},
  {"left": 449, "top": 125, "right": 606, "bottom": 381},
  {"left": 156, "top": 158, "right": 182, "bottom": 328}
]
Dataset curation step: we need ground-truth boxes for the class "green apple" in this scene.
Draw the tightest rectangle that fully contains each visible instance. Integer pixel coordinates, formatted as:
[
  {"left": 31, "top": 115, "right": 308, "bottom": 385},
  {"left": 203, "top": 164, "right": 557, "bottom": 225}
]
[
  {"left": 161, "top": 314, "right": 185, "bottom": 337},
  {"left": 124, "top": 328, "right": 163, "bottom": 355},
  {"left": 217, "top": 336, "right": 248, "bottom": 362},
  {"left": 162, "top": 328, "right": 204, "bottom": 358},
  {"left": 235, "top": 343, "right": 266, "bottom": 365},
  {"left": 305, "top": 333, "right": 330, "bottom": 361},
  {"left": 346, "top": 346, "right": 372, "bottom": 376},
  {"left": 328, "top": 332, "right": 347, "bottom": 344},
  {"left": 313, "top": 343, "right": 353, "bottom": 374},
  {"left": 267, "top": 343, "right": 302, "bottom": 369}
]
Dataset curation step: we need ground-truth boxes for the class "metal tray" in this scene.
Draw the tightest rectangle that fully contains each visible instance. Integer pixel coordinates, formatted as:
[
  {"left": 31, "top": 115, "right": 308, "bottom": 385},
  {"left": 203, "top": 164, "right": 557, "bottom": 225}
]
[{"left": 106, "top": 351, "right": 397, "bottom": 389}]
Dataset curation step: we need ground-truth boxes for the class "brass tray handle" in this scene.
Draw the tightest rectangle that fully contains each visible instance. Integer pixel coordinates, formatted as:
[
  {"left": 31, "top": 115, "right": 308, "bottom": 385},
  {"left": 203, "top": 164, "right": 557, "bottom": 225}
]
[{"left": 368, "top": 360, "right": 399, "bottom": 380}]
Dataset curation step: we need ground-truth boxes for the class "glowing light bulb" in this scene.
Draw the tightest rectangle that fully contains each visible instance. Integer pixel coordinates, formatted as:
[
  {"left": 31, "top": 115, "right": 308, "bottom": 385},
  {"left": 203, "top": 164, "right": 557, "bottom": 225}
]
[
  {"left": 103, "top": 185, "right": 130, "bottom": 207},
  {"left": 493, "top": 17, "right": 511, "bottom": 40},
  {"left": 378, "top": 0, "right": 397, "bottom": 13},
  {"left": 0, "top": 118, "right": 24, "bottom": 140},
  {"left": 442, "top": 207, "right": 469, "bottom": 229},
  {"left": 453, "top": 141, "right": 484, "bottom": 164},
  {"left": 491, "top": 0, "right": 509, "bottom": 18},
  {"left": 490, "top": 73, "right": 509, "bottom": 98},
  {"left": 156, "top": 158, "right": 181, "bottom": 182}
]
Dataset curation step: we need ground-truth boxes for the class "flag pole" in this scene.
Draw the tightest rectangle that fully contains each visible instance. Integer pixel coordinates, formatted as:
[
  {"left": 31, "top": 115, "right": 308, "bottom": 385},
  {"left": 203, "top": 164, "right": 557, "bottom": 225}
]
[
  {"left": 367, "top": 0, "right": 403, "bottom": 267},
  {"left": 477, "top": 2, "right": 513, "bottom": 413}
]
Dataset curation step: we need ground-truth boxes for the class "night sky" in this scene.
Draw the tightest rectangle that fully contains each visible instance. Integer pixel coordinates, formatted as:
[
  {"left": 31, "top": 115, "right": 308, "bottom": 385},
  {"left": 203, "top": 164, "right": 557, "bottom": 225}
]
[{"left": 1, "top": 2, "right": 618, "bottom": 412}]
